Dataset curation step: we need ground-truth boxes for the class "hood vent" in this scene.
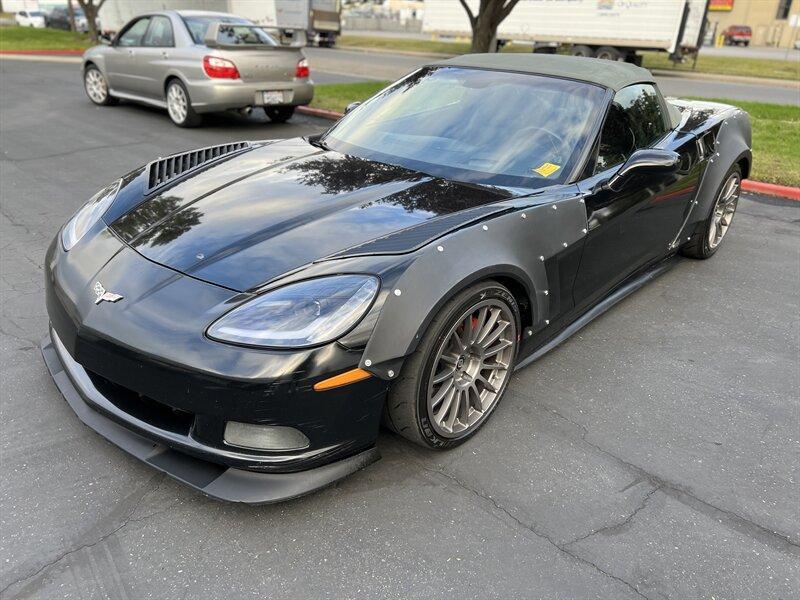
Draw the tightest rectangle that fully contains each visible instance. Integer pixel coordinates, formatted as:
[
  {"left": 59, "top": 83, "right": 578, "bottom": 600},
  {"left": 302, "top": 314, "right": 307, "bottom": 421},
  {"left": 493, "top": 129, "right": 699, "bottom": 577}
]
[{"left": 146, "top": 142, "right": 251, "bottom": 192}]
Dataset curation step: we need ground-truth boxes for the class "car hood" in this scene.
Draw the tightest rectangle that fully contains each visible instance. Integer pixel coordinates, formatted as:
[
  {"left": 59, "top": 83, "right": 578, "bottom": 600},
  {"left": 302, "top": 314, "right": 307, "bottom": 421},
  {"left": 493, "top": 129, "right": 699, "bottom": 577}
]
[{"left": 109, "top": 138, "right": 515, "bottom": 292}]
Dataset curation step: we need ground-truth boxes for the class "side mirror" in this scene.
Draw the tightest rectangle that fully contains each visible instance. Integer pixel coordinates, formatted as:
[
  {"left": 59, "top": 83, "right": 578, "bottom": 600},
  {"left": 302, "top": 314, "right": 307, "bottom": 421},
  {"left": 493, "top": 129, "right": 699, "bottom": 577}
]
[
  {"left": 602, "top": 148, "right": 680, "bottom": 192},
  {"left": 344, "top": 101, "right": 361, "bottom": 115},
  {"left": 99, "top": 34, "right": 112, "bottom": 45}
]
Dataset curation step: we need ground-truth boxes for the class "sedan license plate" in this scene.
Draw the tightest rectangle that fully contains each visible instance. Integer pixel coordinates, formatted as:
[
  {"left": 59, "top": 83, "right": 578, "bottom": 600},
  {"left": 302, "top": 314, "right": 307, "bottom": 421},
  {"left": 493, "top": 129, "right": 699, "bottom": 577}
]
[{"left": 261, "top": 91, "right": 284, "bottom": 105}]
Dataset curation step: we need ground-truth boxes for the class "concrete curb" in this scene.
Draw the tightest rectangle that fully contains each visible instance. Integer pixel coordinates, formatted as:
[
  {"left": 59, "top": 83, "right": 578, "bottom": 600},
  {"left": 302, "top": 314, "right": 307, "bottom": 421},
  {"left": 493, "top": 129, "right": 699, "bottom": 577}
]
[
  {"left": 296, "top": 105, "right": 346, "bottom": 120},
  {"left": 742, "top": 180, "right": 800, "bottom": 200},
  {"left": 0, "top": 49, "right": 84, "bottom": 55}
]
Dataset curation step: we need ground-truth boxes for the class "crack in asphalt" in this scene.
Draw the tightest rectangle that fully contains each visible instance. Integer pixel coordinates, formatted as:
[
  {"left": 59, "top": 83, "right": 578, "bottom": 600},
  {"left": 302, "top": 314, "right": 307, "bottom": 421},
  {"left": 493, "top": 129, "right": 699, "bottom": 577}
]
[
  {"left": 531, "top": 399, "right": 800, "bottom": 555},
  {"left": 0, "top": 473, "right": 171, "bottom": 599},
  {"left": 412, "top": 459, "right": 653, "bottom": 600},
  {"left": 563, "top": 485, "right": 663, "bottom": 547},
  {"left": 1, "top": 139, "right": 153, "bottom": 163}
]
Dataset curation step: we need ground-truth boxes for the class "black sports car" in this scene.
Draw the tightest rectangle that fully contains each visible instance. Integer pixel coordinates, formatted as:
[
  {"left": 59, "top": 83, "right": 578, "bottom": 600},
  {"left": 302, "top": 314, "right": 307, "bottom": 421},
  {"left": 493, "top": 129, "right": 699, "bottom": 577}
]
[{"left": 42, "top": 54, "right": 752, "bottom": 503}]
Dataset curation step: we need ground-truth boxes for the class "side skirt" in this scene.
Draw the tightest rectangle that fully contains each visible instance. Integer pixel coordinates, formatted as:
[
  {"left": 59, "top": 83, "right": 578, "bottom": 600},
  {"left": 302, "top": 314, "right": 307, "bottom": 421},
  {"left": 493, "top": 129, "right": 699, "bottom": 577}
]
[{"left": 515, "top": 255, "right": 680, "bottom": 371}]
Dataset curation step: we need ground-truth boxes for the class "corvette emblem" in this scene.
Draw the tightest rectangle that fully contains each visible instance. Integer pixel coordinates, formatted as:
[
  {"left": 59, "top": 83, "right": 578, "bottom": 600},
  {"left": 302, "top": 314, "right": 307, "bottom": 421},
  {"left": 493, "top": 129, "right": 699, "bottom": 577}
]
[{"left": 93, "top": 281, "right": 123, "bottom": 305}]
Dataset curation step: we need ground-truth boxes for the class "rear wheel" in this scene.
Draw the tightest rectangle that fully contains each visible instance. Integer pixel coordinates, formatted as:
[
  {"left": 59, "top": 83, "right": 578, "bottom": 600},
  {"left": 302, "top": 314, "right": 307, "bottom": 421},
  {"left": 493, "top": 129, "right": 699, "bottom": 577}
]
[
  {"left": 166, "top": 79, "right": 202, "bottom": 128},
  {"left": 83, "top": 65, "right": 117, "bottom": 106},
  {"left": 385, "top": 281, "right": 519, "bottom": 449},
  {"left": 595, "top": 45, "right": 623, "bottom": 61},
  {"left": 570, "top": 45, "right": 593, "bottom": 57},
  {"left": 681, "top": 165, "right": 741, "bottom": 259},
  {"left": 264, "top": 106, "right": 295, "bottom": 123}
]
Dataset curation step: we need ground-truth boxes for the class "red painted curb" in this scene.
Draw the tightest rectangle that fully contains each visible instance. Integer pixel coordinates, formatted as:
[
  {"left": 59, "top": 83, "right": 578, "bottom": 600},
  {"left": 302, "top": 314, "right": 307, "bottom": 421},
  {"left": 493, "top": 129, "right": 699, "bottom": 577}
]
[
  {"left": 296, "top": 105, "right": 343, "bottom": 120},
  {"left": 0, "top": 49, "right": 84, "bottom": 56},
  {"left": 742, "top": 179, "right": 800, "bottom": 201}
]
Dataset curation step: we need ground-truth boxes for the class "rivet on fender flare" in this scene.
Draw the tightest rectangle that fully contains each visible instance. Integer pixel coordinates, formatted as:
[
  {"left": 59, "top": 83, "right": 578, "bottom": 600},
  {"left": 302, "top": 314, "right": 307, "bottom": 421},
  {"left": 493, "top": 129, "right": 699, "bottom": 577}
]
[
  {"left": 436, "top": 245, "right": 444, "bottom": 252},
  {"left": 552, "top": 205, "right": 558, "bottom": 210},
  {"left": 539, "top": 255, "right": 544, "bottom": 261},
  {"left": 482, "top": 225, "right": 488, "bottom": 231},
  {"left": 543, "top": 290, "right": 549, "bottom": 296},
  {"left": 394, "top": 289, "right": 402, "bottom": 296},
  {"left": 364, "top": 359, "right": 372, "bottom": 367},
  {"left": 521, "top": 213, "right": 527, "bottom": 219},
  {"left": 562, "top": 242, "right": 568, "bottom": 247},
  {"left": 545, "top": 319, "right": 550, "bottom": 325},
  {"left": 388, "top": 370, "right": 395, "bottom": 378}
]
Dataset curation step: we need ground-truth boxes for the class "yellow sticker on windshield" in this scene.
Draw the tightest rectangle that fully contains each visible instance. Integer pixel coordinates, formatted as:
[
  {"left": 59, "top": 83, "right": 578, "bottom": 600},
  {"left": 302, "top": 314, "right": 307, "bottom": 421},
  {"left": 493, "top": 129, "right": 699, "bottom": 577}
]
[{"left": 533, "top": 162, "right": 561, "bottom": 177}]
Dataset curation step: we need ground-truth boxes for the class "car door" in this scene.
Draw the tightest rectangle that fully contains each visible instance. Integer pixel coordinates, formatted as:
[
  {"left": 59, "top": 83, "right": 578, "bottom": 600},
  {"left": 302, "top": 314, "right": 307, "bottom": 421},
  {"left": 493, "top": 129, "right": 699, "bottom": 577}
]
[
  {"left": 572, "top": 84, "right": 698, "bottom": 308},
  {"left": 104, "top": 16, "right": 151, "bottom": 94},
  {"left": 135, "top": 15, "right": 176, "bottom": 100}
]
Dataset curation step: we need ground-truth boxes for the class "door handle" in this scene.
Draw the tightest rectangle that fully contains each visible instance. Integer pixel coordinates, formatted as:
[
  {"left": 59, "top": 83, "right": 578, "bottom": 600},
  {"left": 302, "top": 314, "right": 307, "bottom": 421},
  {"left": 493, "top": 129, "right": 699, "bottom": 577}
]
[
  {"left": 161, "top": 51, "right": 169, "bottom": 58},
  {"left": 127, "top": 49, "right": 134, "bottom": 56}
]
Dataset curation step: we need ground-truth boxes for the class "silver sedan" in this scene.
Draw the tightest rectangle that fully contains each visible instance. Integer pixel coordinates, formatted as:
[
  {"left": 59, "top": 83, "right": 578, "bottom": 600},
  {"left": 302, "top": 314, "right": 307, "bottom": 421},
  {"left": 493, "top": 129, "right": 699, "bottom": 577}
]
[{"left": 82, "top": 10, "right": 314, "bottom": 127}]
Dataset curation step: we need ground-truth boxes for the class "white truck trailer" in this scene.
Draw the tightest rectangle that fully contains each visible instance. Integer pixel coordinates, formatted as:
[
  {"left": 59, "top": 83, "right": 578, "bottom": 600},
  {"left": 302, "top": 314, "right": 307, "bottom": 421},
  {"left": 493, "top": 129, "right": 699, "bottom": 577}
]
[
  {"left": 230, "top": 0, "right": 342, "bottom": 47},
  {"left": 422, "top": 0, "right": 710, "bottom": 64}
]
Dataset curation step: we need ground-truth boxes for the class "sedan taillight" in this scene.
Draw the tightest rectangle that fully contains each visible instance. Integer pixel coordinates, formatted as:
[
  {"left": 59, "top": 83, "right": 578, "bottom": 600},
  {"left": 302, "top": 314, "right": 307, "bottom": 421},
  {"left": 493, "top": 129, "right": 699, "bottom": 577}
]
[
  {"left": 295, "top": 58, "right": 310, "bottom": 79},
  {"left": 203, "top": 56, "right": 240, "bottom": 79}
]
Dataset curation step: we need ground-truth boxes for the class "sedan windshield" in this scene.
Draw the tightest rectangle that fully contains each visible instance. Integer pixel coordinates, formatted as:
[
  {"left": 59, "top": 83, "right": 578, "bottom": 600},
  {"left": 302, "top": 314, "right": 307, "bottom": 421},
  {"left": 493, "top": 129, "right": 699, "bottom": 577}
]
[{"left": 322, "top": 67, "right": 606, "bottom": 188}]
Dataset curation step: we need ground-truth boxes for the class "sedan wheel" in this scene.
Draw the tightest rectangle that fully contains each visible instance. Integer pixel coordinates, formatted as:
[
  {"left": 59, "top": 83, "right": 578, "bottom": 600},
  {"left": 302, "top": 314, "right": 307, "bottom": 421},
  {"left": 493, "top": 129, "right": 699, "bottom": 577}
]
[
  {"left": 84, "top": 66, "right": 116, "bottom": 106},
  {"left": 166, "top": 80, "right": 201, "bottom": 128},
  {"left": 385, "top": 280, "right": 519, "bottom": 448}
]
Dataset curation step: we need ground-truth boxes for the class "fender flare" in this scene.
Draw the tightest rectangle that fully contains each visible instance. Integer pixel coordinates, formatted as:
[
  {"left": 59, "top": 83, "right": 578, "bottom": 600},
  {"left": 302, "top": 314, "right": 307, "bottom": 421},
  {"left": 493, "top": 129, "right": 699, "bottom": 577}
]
[{"left": 357, "top": 191, "right": 589, "bottom": 380}]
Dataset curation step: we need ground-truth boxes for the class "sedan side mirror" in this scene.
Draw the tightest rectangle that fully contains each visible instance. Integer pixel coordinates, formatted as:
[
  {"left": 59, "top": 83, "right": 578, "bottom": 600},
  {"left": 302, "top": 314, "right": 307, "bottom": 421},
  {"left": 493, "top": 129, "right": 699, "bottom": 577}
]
[
  {"left": 603, "top": 149, "right": 680, "bottom": 192},
  {"left": 344, "top": 101, "right": 361, "bottom": 115}
]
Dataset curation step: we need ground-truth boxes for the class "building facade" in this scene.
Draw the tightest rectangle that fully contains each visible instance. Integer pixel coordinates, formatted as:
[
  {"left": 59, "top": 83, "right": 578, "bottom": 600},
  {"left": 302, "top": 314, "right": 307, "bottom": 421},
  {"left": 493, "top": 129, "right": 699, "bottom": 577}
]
[{"left": 707, "top": 0, "right": 799, "bottom": 48}]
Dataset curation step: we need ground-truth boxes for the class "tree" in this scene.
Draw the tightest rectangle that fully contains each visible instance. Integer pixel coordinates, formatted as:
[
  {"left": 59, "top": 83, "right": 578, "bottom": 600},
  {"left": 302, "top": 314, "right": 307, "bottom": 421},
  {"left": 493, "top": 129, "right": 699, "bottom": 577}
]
[
  {"left": 75, "top": 0, "right": 107, "bottom": 43},
  {"left": 457, "top": 0, "right": 521, "bottom": 53}
]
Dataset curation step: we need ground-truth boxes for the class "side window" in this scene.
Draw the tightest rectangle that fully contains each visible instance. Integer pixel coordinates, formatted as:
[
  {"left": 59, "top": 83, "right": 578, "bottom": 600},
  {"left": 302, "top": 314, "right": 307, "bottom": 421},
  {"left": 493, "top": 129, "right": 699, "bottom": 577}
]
[
  {"left": 143, "top": 16, "right": 174, "bottom": 47},
  {"left": 117, "top": 17, "right": 151, "bottom": 47},
  {"left": 595, "top": 84, "right": 668, "bottom": 173}
]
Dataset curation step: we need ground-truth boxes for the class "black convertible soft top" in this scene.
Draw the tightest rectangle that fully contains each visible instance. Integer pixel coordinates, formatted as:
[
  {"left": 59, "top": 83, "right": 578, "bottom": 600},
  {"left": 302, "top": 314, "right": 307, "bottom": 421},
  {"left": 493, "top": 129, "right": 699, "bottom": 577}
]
[{"left": 433, "top": 53, "right": 655, "bottom": 92}]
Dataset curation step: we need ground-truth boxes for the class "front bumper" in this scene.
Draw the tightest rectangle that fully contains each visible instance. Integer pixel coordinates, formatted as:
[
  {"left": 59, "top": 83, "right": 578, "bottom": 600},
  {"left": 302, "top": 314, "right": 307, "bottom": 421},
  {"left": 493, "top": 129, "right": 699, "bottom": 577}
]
[
  {"left": 42, "top": 327, "right": 379, "bottom": 504},
  {"left": 42, "top": 230, "right": 387, "bottom": 503}
]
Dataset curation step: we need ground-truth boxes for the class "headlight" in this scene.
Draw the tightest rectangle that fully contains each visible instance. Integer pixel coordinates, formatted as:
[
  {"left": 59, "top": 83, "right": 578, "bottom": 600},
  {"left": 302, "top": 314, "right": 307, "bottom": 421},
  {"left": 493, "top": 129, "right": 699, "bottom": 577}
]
[
  {"left": 61, "top": 179, "right": 121, "bottom": 251},
  {"left": 207, "top": 275, "right": 380, "bottom": 348}
]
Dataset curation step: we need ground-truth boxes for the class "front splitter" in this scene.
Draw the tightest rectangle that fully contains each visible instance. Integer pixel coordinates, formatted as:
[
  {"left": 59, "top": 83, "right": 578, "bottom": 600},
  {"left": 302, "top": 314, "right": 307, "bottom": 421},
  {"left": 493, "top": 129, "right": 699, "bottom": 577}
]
[{"left": 40, "top": 330, "right": 380, "bottom": 504}]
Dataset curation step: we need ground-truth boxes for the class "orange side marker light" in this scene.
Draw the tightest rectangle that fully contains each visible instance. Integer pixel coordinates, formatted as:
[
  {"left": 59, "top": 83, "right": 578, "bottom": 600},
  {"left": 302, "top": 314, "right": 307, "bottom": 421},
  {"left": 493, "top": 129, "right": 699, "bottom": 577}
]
[{"left": 313, "top": 368, "right": 372, "bottom": 392}]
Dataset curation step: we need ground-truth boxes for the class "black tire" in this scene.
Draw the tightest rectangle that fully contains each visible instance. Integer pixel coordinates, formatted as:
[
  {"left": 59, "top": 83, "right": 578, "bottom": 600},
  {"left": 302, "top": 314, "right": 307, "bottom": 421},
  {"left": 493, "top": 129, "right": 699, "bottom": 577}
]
[
  {"left": 594, "top": 45, "right": 623, "bottom": 61},
  {"left": 83, "top": 65, "right": 118, "bottom": 106},
  {"left": 165, "top": 79, "right": 202, "bottom": 128},
  {"left": 681, "top": 164, "right": 742, "bottom": 260},
  {"left": 570, "top": 45, "right": 594, "bottom": 57},
  {"left": 384, "top": 280, "right": 520, "bottom": 449},
  {"left": 264, "top": 106, "right": 295, "bottom": 123}
]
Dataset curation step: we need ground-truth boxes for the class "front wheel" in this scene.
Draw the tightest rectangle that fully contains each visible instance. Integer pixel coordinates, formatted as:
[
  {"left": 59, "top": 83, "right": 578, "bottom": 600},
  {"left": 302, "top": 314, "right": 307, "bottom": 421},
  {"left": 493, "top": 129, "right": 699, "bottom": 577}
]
[
  {"left": 681, "top": 165, "right": 741, "bottom": 259},
  {"left": 83, "top": 65, "right": 117, "bottom": 106},
  {"left": 264, "top": 106, "right": 295, "bottom": 123},
  {"left": 166, "top": 79, "right": 202, "bottom": 128},
  {"left": 385, "top": 281, "right": 520, "bottom": 449}
]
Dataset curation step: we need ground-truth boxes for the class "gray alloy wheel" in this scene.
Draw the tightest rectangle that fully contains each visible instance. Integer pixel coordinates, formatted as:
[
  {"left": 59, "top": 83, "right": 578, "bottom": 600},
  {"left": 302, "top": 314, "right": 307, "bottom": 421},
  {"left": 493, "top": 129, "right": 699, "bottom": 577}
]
[
  {"left": 681, "top": 164, "right": 742, "bottom": 260},
  {"left": 708, "top": 172, "right": 740, "bottom": 250},
  {"left": 384, "top": 280, "right": 520, "bottom": 449},
  {"left": 166, "top": 80, "right": 201, "bottom": 128},
  {"left": 426, "top": 300, "right": 516, "bottom": 438},
  {"left": 84, "top": 66, "right": 116, "bottom": 106}
]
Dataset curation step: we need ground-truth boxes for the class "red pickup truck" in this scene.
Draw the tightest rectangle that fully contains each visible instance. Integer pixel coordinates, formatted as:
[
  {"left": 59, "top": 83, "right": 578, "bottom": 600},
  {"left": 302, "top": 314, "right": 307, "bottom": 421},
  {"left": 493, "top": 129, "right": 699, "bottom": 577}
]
[{"left": 722, "top": 25, "right": 752, "bottom": 47}]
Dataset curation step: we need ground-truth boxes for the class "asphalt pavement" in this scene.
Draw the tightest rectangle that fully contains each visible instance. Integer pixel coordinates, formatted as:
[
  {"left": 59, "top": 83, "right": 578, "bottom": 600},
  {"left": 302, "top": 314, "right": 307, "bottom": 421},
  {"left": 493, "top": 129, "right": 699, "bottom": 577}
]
[{"left": 1, "top": 58, "right": 799, "bottom": 600}]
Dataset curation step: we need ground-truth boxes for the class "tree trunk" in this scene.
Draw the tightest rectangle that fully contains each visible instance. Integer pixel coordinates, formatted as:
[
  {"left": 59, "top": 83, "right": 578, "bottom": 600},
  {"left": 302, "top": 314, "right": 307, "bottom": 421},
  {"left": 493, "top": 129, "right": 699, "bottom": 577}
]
[
  {"left": 470, "top": 14, "right": 498, "bottom": 53},
  {"left": 67, "top": 0, "right": 76, "bottom": 32},
  {"left": 84, "top": 4, "right": 99, "bottom": 42}
]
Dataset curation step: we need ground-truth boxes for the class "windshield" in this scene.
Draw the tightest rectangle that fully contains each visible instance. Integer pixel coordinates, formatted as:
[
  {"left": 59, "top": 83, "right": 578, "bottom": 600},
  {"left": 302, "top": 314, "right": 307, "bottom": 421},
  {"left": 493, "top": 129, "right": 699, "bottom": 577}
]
[
  {"left": 322, "top": 67, "right": 606, "bottom": 188},
  {"left": 29, "top": 11, "right": 44, "bottom": 16},
  {"left": 182, "top": 15, "right": 277, "bottom": 46}
]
